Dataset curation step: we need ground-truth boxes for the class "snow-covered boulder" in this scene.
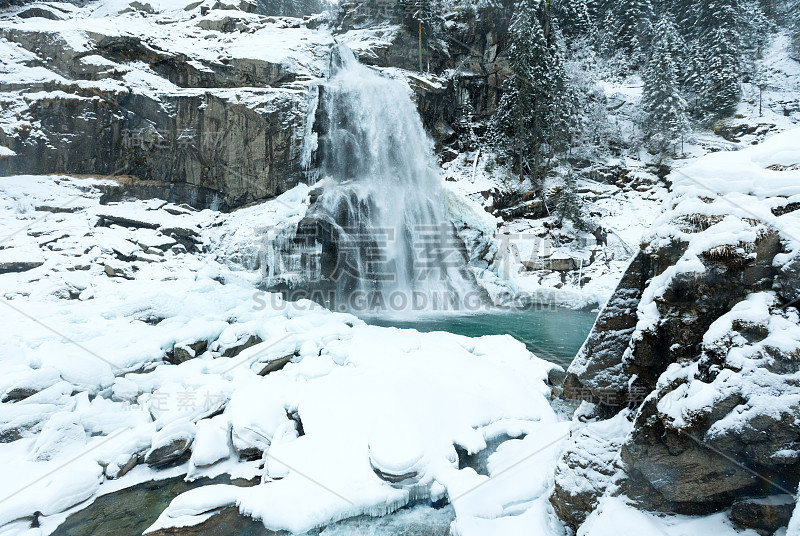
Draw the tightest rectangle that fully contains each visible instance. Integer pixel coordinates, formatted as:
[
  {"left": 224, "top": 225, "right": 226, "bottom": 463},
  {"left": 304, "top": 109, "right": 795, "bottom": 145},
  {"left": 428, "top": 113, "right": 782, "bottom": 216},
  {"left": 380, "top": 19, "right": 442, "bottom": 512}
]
[
  {"left": 553, "top": 130, "right": 800, "bottom": 529},
  {"left": 145, "top": 420, "right": 196, "bottom": 467}
]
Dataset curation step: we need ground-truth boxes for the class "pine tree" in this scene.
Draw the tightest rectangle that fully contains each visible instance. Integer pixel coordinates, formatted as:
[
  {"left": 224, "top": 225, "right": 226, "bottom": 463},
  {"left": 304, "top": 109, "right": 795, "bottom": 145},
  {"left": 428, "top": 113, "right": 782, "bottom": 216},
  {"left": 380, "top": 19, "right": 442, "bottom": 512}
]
[
  {"left": 555, "top": 172, "right": 592, "bottom": 232},
  {"left": 694, "top": 0, "right": 742, "bottom": 118},
  {"left": 640, "top": 15, "right": 689, "bottom": 154},
  {"left": 739, "top": 0, "right": 772, "bottom": 61},
  {"left": 563, "top": 36, "right": 611, "bottom": 162},
  {"left": 667, "top": 0, "right": 695, "bottom": 39},
  {"left": 613, "top": 0, "right": 655, "bottom": 65},
  {"left": 597, "top": 9, "right": 620, "bottom": 58},
  {"left": 552, "top": 0, "right": 591, "bottom": 38},
  {"left": 791, "top": 0, "right": 800, "bottom": 58},
  {"left": 585, "top": 0, "right": 606, "bottom": 22},
  {"left": 491, "top": 0, "right": 570, "bottom": 181}
]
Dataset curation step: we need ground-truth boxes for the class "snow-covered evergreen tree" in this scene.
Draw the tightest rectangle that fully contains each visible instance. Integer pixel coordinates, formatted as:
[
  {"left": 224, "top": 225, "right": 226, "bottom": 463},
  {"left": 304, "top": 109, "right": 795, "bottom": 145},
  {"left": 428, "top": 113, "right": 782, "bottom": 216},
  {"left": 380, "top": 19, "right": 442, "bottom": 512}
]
[
  {"left": 585, "top": 0, "right": 607, "bottom": 22},
  {"left": 739, "top": 0, "right": 772, "bottom": 62},
  {"left": 693, "top": 0, "right": 742, "bottom": 118},
  {"left": 554, "top": 172, "right": 592, "bottom": 232},
  {"left": 597, "top": 9, "right": 619, "bottom": 58},
  {"left": 791, "top": 0, "right": 800, "bottom": 58},
  {"left": 564, "top": 38, "right": 611, "bottom": 162},
  {"left": 491, "top": 0, "right": 570, "bottom": 181},
  {"left": 552, "top": 0, "right": 591, "bottom": 37},
  {"left": 613, "top": 0, "right": 655, "bottom": 65},
  {"left": 640, "top": 15, "right": 689, "bottom": 154}
]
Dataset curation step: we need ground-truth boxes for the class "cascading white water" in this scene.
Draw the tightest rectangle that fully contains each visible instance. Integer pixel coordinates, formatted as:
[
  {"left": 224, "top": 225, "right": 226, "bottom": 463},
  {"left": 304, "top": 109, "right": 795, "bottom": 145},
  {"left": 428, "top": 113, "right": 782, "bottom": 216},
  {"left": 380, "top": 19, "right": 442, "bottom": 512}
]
[
  {"left": 315, "top": 45, "right": 478, "bottom": 312},
  {"left": 272, "top": 45, "right": 479, "bottom": 313}
]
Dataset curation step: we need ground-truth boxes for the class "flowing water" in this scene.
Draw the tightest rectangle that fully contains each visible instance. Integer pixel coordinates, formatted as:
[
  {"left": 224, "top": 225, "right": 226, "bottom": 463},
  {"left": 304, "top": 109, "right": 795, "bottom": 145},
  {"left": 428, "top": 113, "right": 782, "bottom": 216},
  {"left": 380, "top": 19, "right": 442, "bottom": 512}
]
[
  {"left": 269, "top": 45, "right": 477, "bottom": 313},
  {"left": 363, "top": 308, "right": 597, "bottom": 369},
  {"left": 52, "top": 474, "right": 454, "bottom": 536},
  {"left": 49, "top": 45, "right": 599, "bottom": 536}
]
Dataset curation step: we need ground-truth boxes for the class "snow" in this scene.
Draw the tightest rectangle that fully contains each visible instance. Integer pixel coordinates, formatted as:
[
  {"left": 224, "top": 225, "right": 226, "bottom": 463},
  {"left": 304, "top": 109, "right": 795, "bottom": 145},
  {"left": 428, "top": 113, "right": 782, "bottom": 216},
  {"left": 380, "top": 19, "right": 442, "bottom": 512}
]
[
  {"left": 788, "top": 488, "right": 800, "bottom": 536},
  {"left": 553, "top": 406, "right": 630, "bottom": 508},
  {"left": 147, "top": 324, "right": 558, "bottom": 534},
  {"left": 673, "top": 128, "right": 800, "bottom": 199},
  {"left": 579, "top": 497, "right": 761, "bottom": 536},
  {"left": 0, "top": 173, "right": 570, "bottom": 535},
  {"left": 0, "top": 5, "right": 798, "bottom": 535},
  {"left": 340, "top": 24, "right": 401, "bottom": 65}
]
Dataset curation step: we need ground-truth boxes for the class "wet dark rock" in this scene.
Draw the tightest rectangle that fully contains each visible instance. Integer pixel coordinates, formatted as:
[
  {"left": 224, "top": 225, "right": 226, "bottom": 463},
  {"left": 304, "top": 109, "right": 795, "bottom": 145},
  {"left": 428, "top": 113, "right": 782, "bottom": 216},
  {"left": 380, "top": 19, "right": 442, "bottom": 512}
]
[
  {"left": 547, "top": 367, "right": 566, "bottom": 387},
  {"left": 775, "top": 251, "right": 800, "bottom": 305},
  {"left": 554, "top": 219, "right": 799, "bottom": 524},
  {"left": 231, "top": 439, "right": 263, "bottom": 461},
  {"left": 220, "top": 334, "right": 263, "bottom": 358},
  {"left": 0, "top": 259, "right": 45, "bottom": 274},
  {"left": 496, "top": 199, "right": 548, "bottom": 221},
  {"left": 104, "top": 263, "right": 135, "bottom": 279},
  {"left": 168, "top": 340, "right": 209, "bottom": 364},
  {"left": 97, "top": 212, "right": 160, "bottom": 230},
  {"left": 1, "top": 387, "right": 39, "bottom": 403},
  {"left": 105, "top": 452, "right": 139, "bottom": 480},
  {"left": 254, "top": 352, "right": 296, "bottom": 376},
  {"left": 729, "top": 495, "right": 795, "bottom": 535},
  {"left": 146, "top": 506, "right": 279, "bottom": 536},
  {"left": 0, "top": 63, "right": 312, "bottom": 211},
  {"left": 160, "top": 226, "right": 202, "bottom": 252},
  {"left": 51, "top": 475, "right": 258, "bottom": 536},
  {"left": 16, "top": 7, "right": 62, "bottom": 19},
  {"left": 336, "top": 2, "right": 513, "bottom": 151},
  {"left": 621, "top": 394, "right": 764, "bottom": 512},
  {"left": 145, "top": 437, "right": 192, "bottom": 468},
  {"left": 563, "top": 250, "right": 658, "bottom": 412},
  {"left": 713, "top": 122, "right": 775, "bottom": 143}
]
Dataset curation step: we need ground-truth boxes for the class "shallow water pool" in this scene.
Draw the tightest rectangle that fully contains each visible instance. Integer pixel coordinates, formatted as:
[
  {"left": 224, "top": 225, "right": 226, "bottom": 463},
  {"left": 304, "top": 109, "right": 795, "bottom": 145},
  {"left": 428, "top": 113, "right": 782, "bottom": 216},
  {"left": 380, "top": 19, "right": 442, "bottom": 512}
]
[{"left": 361, "top": 308, "right": 598, "bottom": 369}]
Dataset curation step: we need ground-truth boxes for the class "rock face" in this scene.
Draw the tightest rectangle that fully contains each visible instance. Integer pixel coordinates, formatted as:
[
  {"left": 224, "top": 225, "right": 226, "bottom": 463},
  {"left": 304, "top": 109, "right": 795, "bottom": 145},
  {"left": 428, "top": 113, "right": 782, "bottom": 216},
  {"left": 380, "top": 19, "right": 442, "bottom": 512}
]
[
  {"left": 729, "top": 495, "right": 796, "bottom": 535},
  {"left": 337, "top": 3, "right": 514, "bottom": 149},
  {"left": 0, "top": 2, "right": 328, "bottom": 209},
  {"left": 553, "top": 188, "right": 800, "bottom": 530},
  {"left": 0, "top": 89, "right": 310, "bottom": 210}
]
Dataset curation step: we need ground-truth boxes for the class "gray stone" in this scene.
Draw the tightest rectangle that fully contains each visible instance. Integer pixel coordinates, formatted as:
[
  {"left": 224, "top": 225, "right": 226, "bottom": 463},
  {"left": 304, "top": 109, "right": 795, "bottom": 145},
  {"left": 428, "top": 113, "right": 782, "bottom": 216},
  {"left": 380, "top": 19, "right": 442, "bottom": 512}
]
[
  {"left": 0, "top": 28, "right": 315, "bottom": 210},
  {"left": 254, "top": 352, "right": 296, "bottom": 376},
  {"left": 16, "top": 7, "right": 62, "bottom": 19},
  {"left": 1, "top": 387, "right": 39, "bottom": 403},
  {"left": 0, "top": 259, "right": 44, "bottom": 274},
  {"left": 169, "top": 340, "right": 208, "bottom": 364},
  {"left": 145, "top": 506, "right": 266, "bottom": 536},
  {"left": 730, "top": 495, "right": 795, "bottom": 535},
  {"left": 221, "top": 334, "right": 262, "bottom": 358},
  {"left": 97, "top": 212, "right": 160, "bottom": 230},
  {"left": 104, "top": 263, "right": 135, "bottom": 279},
  {"left": 145, "top": 438, "right": 191, "bottom": 468},
  {"left": 106, "top": 452, "right": 139, "bottom": 479}
]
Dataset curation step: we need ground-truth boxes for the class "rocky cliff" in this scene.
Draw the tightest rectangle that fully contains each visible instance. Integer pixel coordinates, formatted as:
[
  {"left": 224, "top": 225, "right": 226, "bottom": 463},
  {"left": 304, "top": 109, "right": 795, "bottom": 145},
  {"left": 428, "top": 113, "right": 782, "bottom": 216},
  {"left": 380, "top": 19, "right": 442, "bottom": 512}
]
[
  {"left": 0, "top": 0, "right": 516, "bottom": 209},
  {"left": 0, "top": 0, "right": 330, "bottom": 209},
  {"left": 552, "top": 133, "right": 800, "bottom": 534},
  {"left": 335, "top": 2, "right": 513, "bottom": 155}
]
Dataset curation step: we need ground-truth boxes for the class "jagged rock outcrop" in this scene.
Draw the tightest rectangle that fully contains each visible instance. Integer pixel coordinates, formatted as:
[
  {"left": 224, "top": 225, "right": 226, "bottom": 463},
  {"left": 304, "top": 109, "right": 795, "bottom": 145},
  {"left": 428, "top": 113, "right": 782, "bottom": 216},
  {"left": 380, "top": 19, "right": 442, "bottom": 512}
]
[
  {"left": 336, "top": 3, "right": 514, "bottom": 148},
  {"left": 0, "top": 1, "right": 328, "bottom": 209},
  {"left": 553, "top": 169, "right": 800, "bottom": 531}
]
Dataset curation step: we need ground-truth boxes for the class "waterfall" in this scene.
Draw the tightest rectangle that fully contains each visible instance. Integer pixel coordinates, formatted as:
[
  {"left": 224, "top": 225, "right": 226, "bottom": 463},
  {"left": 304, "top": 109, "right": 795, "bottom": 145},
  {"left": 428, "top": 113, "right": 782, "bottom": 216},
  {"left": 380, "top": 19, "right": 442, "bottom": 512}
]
[{"left": 269, "top": 45, "right": 478, "bottom": 314}]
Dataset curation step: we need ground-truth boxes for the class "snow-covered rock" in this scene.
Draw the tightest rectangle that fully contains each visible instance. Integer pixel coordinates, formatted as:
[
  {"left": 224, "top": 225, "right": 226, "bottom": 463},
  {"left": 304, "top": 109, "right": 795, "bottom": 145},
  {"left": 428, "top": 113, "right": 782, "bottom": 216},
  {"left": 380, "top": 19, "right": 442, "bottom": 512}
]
[
  {"left": 0, "top": 173, "right": 570, "bottom": 535},
  {"left": 553, "top": 129, "right": 800, "bottom": 530}
]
